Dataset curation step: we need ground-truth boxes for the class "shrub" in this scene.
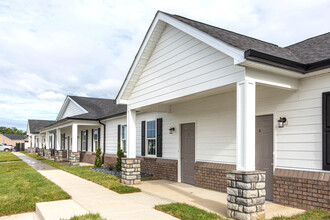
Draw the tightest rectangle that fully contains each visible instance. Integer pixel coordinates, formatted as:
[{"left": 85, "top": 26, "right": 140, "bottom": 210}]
[
  {"left": 94, "top": 145, "right": 102, "bottom": 167},
  {"left": 116, "top": 142, "right": 124, "bottom": 172}
]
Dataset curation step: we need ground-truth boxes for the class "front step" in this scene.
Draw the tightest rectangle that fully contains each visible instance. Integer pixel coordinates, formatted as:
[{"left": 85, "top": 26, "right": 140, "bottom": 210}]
[{"left": 35, "top": 199, "right": 88, "bottom": 220}]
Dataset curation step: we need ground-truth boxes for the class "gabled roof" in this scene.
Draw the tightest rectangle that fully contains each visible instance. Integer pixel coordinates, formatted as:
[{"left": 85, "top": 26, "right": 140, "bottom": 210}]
[
  {"left": 116, "top": 11, "right": 330, "bottom": 104},
  {"left": 28, "top": 119, "right": 55, "bottom": 134},
  {"left": 1, "top": 133, "right": 27, "bottom": 140},
  {"left": 67, "top": 96, "right": 126, "bottom": 120}
]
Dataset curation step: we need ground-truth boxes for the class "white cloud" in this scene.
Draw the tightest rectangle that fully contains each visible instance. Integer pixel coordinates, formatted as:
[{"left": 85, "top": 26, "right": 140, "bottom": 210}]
[{"left": 0, "top": 0, "right": 329, "bottom": 129}]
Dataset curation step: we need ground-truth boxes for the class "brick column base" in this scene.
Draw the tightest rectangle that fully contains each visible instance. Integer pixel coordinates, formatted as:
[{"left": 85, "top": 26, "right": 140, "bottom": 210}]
[
  {"left": 55, "top": 150, "right": 63, "bottom": 162},
  {"left": 69, "top": 152, "right": 80, "bottom": 166},
  {"left": 38, "top": 148, "right": 44, "bottom": 157},
  {"left": 121, "top": 158, "right": 141, "bottom": 185},
  {"left": 227, "top": 170, "right": 266, "bottom": 220},
  {"left": 44, "top": 149, "right": 52, "bottom": 160}
]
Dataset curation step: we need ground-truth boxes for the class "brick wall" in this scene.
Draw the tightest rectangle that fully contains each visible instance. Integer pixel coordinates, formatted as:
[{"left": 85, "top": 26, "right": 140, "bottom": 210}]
[
  {"left": 138, "top": 157, "right": 178, "bottom": 181},
  {"left": 273, "top": 169, "right": 330, "bottom": 210},
  {"left": 194, "top": 162, "right": 236, "bottom": 192},
  {"left": 80, "top": 152, "right": 117, "bottom": 166}
]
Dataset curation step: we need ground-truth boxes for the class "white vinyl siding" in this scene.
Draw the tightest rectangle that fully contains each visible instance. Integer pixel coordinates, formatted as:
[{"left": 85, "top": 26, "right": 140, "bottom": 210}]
[
  {"left": 128, "top": 25, "right": 244, "bottom": 109},
  {"left": 104, "top": 116, "right": 127, "bottom": 154},
  {"left": 256, "top": 70, "right": 330, "bottom": 171},
  {"left": 61, "top": 101, "right": 85, "bottom": 119}
]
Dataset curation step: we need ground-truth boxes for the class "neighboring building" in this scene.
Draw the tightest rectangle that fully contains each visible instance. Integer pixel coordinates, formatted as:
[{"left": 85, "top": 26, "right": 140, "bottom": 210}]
[
  {"left": 27, "top": 119, "right": 55, "bottom": 149},
  {"left": 115, "top": 11, "right": 330, "bottom": 212},
  {"left": 0, "top": 133, "right": 28, "bottom": 146}
]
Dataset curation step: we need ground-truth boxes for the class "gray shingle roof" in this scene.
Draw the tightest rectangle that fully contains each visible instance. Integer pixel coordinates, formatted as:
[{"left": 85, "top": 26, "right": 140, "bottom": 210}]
[
  {"left": 165, "top": 12, "right": 330, "bottom": 66},
  {"left": 1, "top": 133, "right": 27, "bottom": 140},
  {"left": 28, "top": 119, "right": 55, "bottom": 134},
  {"left": 67, "top": 96, "right": 127, "bottom": 120}
]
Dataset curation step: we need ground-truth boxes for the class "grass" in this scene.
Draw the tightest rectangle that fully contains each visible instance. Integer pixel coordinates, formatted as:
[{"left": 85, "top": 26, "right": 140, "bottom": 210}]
[
  {"left": 0, "top": 162, "right": 71, "bottom": 216},
  {"left": 0, "top": 152, "right": 22, "bottom": 162},
  {"left": 42, "top": 160, "right": 140, "bottom": 194},
  {"left": 20, "top": 151, "right": 45, "bottom": 160},
  {"left": 155, "top": 203, "right": 225, "bottom": 220},
  {"left": 272, "top": 209, "right": 330, "bottom": 220},
  {"left": 64, "top": 213, "right": 105, "bottom": 220}
]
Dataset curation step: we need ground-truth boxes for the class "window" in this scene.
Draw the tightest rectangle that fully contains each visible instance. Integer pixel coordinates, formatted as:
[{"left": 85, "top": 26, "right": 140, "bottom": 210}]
[
  {"left": 146, "top": 120, "right": 156, "bottom": 155},
  {"left": 82, "top": 131, "right": 87, "bottom": 151},
  {"left": 121, "top": 125, "right": 127, "bottom": 153},
  {"left": 93, "top": 129, "right": 98, "bottom": 151}
]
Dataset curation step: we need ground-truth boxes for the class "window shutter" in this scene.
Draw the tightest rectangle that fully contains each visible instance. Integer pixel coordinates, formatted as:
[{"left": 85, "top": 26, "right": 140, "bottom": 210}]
[
  {"left": 91, "top": 129, "right": 94, "bottom": 152},
  {"left": 323, "top": 92, "right": 330, "bottom": 170},
  {"left": 86, "top": 130, "right": 88, "bottom": 152},
  {"left": 117, "top": 125, "right": 121, "bottom": 145},
  {"left": 157, "top": 118, "right": 163, "bottom": 157},
  {"left": 63, "top": 134, "right": 65, "bottom": 150},
  {"left": 81, "top": 131, "right": 83, "bottom": 151},
  {"left": 98, "top": 128, "right": 101, "bottom": 150},
  {"left": 141, "top": 121, "right": 145, "bottom": 156}
]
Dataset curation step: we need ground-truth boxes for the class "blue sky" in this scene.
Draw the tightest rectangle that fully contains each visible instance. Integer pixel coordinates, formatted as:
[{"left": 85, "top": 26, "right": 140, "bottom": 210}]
[{"left": 0, "top": 0, "right": 329, "bottom": 130}]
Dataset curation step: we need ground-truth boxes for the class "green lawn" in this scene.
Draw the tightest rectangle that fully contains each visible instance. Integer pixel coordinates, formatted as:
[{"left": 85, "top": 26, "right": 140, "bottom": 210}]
[
  {"left": 21, "top": 151, "right": 45, "bottom": 160},
  {"left": 0, "top": 152, "right": 22, "bottom": 162},
  {"left": 65, "top": 213, "right": 105, "bottom": 220},
  {"left": 0, "top": 162, "right": 70, "bottom": 216},
  {"left": 155, "top": 203, "right": 225, "bottom": 220},
  {"left": 272, "top": 209, "right": 330, "bottom": 220}
]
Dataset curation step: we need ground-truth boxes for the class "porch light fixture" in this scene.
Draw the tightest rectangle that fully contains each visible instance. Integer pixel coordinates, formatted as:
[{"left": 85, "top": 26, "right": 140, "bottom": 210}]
[
  {"left": 277, "top": 117, "right": 287, "bottom": 128},
  {"left": 169, "top": 127, "right": 175, "bottom": 134}
]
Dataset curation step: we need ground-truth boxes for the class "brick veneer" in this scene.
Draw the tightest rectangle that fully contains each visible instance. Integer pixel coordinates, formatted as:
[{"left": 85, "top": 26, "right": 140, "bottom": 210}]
[
  {"left": 138, "top": 157, "right": 178, "bottom": 181},
  {"left": 80, "top": 152, "right": 118, "bottom": 166},
  {"left": 273, "top": 168, "right": 330, "bottom": 210},
  {"left": 195, "top": 162, "right": 236, "bottom": 192}
]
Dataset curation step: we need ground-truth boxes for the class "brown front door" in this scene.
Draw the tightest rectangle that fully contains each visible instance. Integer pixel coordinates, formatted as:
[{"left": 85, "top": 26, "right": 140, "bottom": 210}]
[
  {"left": 256, "top": 115, "right": 274, "bottom": 201},
  {"left": 181, "top": 123, "right": 195, "bottom": 185}
]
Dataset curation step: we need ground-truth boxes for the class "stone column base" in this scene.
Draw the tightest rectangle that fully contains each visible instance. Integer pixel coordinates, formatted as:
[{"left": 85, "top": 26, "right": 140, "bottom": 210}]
[
  {"left": 44, "top": 149, "right": 52, "bottom": 160},
  {"left": 227, "top": 170, "right": 266, "bottom": 220},
  {"left": 55, "top": 150, "right": 63, "bottom": 162},
  {"left": 38, "top": 148, "right": 43, "bottom": 157},
  {"left": 69, "top": 152, "right": 80, "bottom": 166},
  {"left": 121, "top": 158, "right": 141, "bottom": 185}
]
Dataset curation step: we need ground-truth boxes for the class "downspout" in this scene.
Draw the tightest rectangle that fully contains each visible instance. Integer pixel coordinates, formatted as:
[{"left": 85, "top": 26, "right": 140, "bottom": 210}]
[{"left": 98, "top": 120, "right": 106, "bottom": 164}]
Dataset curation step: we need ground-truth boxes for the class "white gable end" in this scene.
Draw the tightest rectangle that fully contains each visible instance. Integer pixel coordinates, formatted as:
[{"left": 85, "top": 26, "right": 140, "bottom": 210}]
[
  {"left": 56, "top": 97, "right": 87, "bottom": 120},
  {"left": 127, "top": 25, "right": 245, "bottom": 109}
]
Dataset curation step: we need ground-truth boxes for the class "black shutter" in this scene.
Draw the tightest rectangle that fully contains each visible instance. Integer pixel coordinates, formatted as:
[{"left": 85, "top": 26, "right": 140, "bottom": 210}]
[
  {"left": 117, "top": 125, "right": 121, "bottom": 147},
  {"left": 91, "top": 129, "right": 94, "bottom": 152},
  {"left": 81, "top": 131, "right": 83, "bottom": 151},
  {"left": 141, "top": 121, "right": 146, "bottom": 156},
  {"left": 98, "top": 128, "right": 101, "bottom": 150},
  {"left": 86, "top": 130, "right": 88, "bottom": 152},
  {"left": 323, "top": 92, "right": 330, "bottom": 170},
  {"left": 157, "top": 118, "right": 163, "bottom": 157}
]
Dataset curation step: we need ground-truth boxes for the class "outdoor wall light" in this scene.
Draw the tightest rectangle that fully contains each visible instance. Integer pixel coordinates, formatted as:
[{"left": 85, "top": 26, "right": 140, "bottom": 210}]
[
  {"left": 277, "top": 117, "right": 287, "bottom": 128},
  {"left": 169, "top": 127, "right": 175, "bottom": 134}
]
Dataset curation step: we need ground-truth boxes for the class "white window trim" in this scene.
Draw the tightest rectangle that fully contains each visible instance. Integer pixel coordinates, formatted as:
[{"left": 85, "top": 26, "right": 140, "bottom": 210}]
[
  {"left": 146, "top": 120, "right": 157, "bottom": 157},
  {"left": 121, "top": 125, "right": 127, "bottom": 154},
  {"left": 82, "top": 130, "right": 87, "bottom": 152}
]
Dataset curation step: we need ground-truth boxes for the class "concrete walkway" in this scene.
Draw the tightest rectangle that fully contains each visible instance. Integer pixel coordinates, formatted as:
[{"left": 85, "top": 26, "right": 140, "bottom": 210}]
[{"left": 12, "top": 152, "right": 176, "bottom": 220}]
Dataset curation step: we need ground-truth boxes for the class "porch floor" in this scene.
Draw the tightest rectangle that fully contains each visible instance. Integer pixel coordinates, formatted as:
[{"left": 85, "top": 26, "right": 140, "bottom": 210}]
[{"left": 133, "top": 180, "right": 305, "bottom": 219}]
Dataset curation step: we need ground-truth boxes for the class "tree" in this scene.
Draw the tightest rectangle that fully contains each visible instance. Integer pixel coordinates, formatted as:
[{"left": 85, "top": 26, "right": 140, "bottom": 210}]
[
  {"left": 0, "top": 126, "right": 26, "bottom": 135},
  {"left": 94, "top": 145, "right": 102, "bottom": 167},
  {"left": 116, "top": 142, "right": 124, "bottom": 172}
]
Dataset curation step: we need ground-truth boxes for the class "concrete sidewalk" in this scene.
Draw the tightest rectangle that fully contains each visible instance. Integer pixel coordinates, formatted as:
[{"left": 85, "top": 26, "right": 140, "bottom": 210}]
[{"left": 13, "top": 152, "right": 176, "bottom": 220}]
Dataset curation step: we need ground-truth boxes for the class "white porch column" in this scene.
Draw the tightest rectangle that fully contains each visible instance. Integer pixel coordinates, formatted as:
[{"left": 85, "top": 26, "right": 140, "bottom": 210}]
[
  {"left": 56, "top": 128, "right": 61, "bottom": 150},
  {"left": 38, "top": 134, "right": 42, "bottom": 148},
  {"left": 236, "top": 80, "right": 256, "bottom": 171},
  {"left": 32, "top": 135, "right": 35, "bottom": 148},
  {"left": 127, "top": 109, "right": 136, "bottom": 158},
  {"left": 72, "top": 124, "right": 78, "bottom": 152},
  {"left": 45, "top": 132, "right": 49, "bottom": 149}
]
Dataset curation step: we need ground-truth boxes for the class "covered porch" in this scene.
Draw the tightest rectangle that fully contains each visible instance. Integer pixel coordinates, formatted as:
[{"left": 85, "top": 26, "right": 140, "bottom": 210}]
[{"left": 38, "top": 120, "right": 103, "bottom": 165}]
